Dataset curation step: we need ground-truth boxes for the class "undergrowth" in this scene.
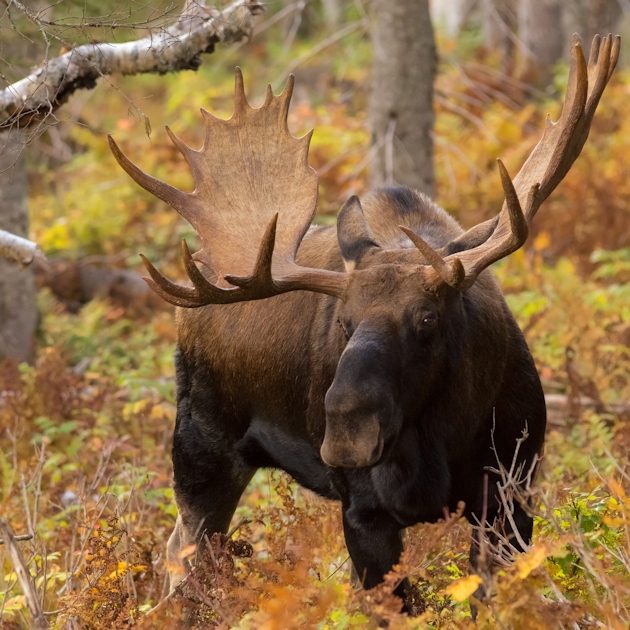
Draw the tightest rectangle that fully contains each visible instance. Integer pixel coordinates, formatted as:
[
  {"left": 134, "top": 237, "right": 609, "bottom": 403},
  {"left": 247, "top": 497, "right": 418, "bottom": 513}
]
[{"left": 2, "top": 5, "right": 630, "bottom": 629}]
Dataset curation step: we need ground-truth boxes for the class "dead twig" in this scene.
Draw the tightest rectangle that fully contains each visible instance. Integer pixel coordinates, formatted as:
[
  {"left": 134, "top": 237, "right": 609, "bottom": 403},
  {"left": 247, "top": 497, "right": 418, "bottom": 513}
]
[
  {"left": 0, "top": 518, "right": 48, "bottom": 629},
  {"left": 227, "top": 517, "right": 252, "bottom": 538}
]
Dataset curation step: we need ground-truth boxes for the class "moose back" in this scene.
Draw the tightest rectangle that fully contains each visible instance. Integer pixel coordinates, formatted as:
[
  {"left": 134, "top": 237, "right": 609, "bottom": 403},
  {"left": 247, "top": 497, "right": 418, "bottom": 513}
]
[{"left": 109, "top": 35, "right": 619, "bottom": 604}]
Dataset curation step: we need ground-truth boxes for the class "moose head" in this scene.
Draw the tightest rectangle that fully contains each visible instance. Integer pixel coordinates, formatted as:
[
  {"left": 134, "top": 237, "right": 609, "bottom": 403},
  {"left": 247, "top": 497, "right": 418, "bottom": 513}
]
[{"left": 109, "top": 34, "right": 619, "bottom": 469}]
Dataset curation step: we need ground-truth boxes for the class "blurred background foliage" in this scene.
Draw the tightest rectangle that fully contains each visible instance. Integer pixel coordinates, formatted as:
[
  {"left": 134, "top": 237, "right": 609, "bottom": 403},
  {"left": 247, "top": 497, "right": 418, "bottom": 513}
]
[{"left": 1, "top": 0, "right": 630, "bottom": 628}]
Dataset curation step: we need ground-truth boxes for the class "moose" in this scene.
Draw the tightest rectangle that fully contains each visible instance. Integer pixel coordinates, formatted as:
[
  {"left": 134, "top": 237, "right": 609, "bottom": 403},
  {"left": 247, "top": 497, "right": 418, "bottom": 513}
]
[{"left": 109, "top": 35, "right": 619, "bottom": 606}]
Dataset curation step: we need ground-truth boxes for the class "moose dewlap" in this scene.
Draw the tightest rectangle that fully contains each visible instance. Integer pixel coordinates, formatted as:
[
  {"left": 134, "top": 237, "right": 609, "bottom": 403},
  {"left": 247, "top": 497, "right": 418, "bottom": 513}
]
[{"left": 109, "top": 35, "right": 619, "bottom": 609}]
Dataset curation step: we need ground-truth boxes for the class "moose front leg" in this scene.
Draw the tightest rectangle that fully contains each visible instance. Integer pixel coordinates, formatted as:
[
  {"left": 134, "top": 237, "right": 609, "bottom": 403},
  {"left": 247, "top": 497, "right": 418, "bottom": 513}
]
[
  {"left": 342, "top": 504, "right": 409, "bottom": 603},
  {"left": 166, "top": 415, "right": 254, "bottom": 590}
]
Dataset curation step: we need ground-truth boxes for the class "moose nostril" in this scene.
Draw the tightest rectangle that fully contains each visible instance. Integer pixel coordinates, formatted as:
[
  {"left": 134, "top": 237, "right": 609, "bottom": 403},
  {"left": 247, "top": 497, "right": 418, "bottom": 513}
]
[{"left": 320, "top": 414, "right": 383, "bottom": 468}]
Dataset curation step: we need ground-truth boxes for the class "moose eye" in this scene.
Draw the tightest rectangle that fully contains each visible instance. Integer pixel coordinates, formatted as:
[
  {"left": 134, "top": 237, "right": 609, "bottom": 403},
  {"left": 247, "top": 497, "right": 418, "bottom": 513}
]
[
  {"left": 421, "top": 313, "right": 438, "bottom": 329},
  {"left": 337, "top": 318, "right": 351, "bottom": 340}
]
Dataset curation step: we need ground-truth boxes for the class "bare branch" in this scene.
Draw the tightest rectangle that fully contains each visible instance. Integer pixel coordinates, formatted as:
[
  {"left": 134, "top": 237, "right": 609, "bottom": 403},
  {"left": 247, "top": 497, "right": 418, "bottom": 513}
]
[
  {"left": 0, "top": 533, "right": 33, "bottom": 545},
  {"left": 273, "top": 17, "right": 368, "bottom": 88},
  {"left": 0, "top": 0, "right": 262, "bottom": 129}
]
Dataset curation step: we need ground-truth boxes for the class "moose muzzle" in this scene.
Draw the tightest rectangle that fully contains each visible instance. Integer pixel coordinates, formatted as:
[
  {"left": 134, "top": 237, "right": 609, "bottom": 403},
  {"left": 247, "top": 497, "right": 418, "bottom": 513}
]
[
  {"left": 320, "top": 414, "right": 384, "bottom": 468},
  {"left": 321, "top": 325, "right": 396, "bottom": 468}
]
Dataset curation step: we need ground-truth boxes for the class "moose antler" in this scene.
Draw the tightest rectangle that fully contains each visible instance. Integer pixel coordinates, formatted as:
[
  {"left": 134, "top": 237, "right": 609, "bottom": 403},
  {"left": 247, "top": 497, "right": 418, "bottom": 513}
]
[
  {"left": 108, "top": 69, "right": 348, "bottom": 307},
  {"left": 404, "top": 34, "right": 620, "bottom": 291}
]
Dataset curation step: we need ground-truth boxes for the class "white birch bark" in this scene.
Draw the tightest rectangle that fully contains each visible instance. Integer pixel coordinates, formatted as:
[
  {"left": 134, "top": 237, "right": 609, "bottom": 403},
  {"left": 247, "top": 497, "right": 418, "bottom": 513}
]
[
  {"left": 0, "top": 0, "right": 259, "bottom": 128},
  {"left": 0, "top": 229, "right": 41, "bottom": 265}
]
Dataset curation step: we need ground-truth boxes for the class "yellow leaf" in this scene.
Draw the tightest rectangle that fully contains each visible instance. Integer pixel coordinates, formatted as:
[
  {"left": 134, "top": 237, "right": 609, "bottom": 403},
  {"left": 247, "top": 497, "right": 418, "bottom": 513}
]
[
  {"left": 178, "top": 544, "right": 197, "bottom": 559},
  {"left": 122, "top": 399, "right": 149, "bottom": 420},
  {"left": 445, "top": 574, "right": 483, "bottom": 602},
  {"left": 107, "top": 561, "right": 130, "bottom": 580},
  {"left": 515, "top": 545, "right": 547, "bottom": 579},
  {"left": 608, "top": 478, "right": 627, "bottom": 501},
  {"left": 3, "top": 595, "right": 26, "bottom": 612},
  {"left": 533, "top": 231, "right": 550, "bottom": 250},
  {"left": 150, "top": 404, "right": 170, "bottom": 420}
]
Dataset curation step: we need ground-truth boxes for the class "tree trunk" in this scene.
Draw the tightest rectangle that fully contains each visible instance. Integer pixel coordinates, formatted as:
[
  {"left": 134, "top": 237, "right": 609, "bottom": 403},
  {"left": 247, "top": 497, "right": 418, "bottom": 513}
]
[
  {"left": 518, "top": 0, "right": 565, "bottom": 84},
  {"left": 368, "top": 0, "right": 437, "bottom": 196},
  {"left": 480, "top": 0, "right": 517, "bottom": 70},
  {"left": 563, "top": 0, "right": 623, "bottom": 53},
  {"left": 518, "top": 0, "right": 623, "bottom": 86},
  {"left": 0, "top": 132, "right": 36, "bottom": 363}
]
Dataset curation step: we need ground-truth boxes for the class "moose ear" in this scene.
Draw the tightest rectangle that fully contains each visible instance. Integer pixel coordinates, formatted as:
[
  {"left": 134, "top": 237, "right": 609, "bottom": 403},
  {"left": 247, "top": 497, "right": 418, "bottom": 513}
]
[{"left": 337, "top": 196, "right": 379, "bottom": 272}]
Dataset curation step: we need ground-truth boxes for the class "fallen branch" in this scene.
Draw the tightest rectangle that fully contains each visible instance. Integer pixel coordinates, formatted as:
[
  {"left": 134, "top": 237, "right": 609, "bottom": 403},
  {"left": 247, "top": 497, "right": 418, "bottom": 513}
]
[
  {"left": 0, "top": 229, "right": 45, "bottom": 266},
  {"left": 0, "top": 518, "right": 47, "bottom": 629},
  {"left": 0, "top": 533, "right": 33, "bottom": 545},
  {"left": 544, "top": 393, "right": 630, "bottom": 428},
  {"left": 545, "top": 394, "right": 630, "bottom": 416},
  {"left": 0, "top": 0, "right": 262, "bottom": 128}
]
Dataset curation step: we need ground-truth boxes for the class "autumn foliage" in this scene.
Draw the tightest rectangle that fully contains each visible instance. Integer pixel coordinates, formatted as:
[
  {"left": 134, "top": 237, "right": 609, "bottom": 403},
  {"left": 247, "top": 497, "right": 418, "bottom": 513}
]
[{"left": 1, "top": 10, "right": 630, "bottom": 630}]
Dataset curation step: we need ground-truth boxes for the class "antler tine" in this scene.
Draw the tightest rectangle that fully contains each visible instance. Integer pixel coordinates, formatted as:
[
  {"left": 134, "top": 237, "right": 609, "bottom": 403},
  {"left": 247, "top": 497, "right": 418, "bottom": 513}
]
[
  {"left": 142, "top": 281, "right": 201, "bottom": 309},
  {"left": 224, "top": 214, "right": 278, "bottom": 293},
  {"left": 608, "top": 35, "right": 621, "bottom": 82},
  {"left": 588, "top": 33, "right": 601, "bottom": 70},
  {"left": 181, "top": 240, "right": 242, "bottom": 303},
  {"left": 109, "top": 136, "right": 193, "bottom": 217},
  {"left": 496, "top": 159, "right": 531, "bottom": 248},
  {"left": 263, "top": 83, "right": 274, "bottom": 107},
  {"left": 279, "top": 74, "right": 295, "bottom": 130},
  {"left": 407, "top": 161, "right": 532, "bottom": 290},
  {"left": 165, "top": 126, "right": 204, "bottom": 186},
  {"left": 399, "top": 226, "right": 464, "bottom": 288},
  {"left": 442, "top": 161, "right": 533, "bottom": 289},
  {"left": 233, "top": 67, "right": 251, "bottom": 116},
  {"left": 140, "top": 253, "right": 203, "bottom": 308}
]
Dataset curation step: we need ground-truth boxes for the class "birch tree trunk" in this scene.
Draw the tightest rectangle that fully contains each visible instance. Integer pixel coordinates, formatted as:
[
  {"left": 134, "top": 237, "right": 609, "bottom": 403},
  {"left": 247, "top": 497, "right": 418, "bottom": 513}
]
[
  {"left": 368, "top": 0, "right": 437, "bottom": 197},
  {"left": 0, "top": 131, "right": 36, "bottom": 363}
]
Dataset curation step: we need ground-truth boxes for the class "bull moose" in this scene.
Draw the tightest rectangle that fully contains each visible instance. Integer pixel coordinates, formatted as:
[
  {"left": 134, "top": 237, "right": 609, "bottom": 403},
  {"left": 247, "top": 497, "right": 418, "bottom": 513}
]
[{"left": 109, "top": 35, "right": 619, "bottom": 606}]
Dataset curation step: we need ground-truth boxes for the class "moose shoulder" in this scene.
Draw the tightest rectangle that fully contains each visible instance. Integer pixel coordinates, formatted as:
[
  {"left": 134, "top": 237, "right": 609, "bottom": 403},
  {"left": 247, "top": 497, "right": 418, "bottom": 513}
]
[{"left": 109, "top": 35, "right": 619, "bottom": 607}]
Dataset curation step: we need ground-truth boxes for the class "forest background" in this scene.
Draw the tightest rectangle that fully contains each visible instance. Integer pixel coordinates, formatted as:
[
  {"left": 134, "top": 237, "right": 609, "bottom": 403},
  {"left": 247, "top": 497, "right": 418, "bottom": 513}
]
[{"left": 1, "top": 0, "right": 630, "bottom": 628}]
